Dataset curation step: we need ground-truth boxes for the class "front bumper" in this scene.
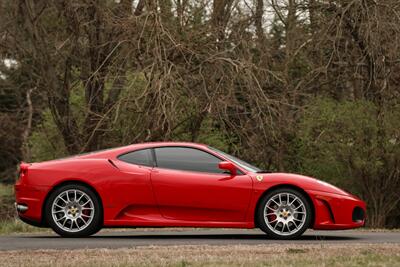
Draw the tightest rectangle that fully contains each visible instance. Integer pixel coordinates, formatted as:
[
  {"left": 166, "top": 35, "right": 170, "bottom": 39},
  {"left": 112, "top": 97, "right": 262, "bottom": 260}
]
[{"left": 306, "top": 190, "right": 366, "bottom": 230}]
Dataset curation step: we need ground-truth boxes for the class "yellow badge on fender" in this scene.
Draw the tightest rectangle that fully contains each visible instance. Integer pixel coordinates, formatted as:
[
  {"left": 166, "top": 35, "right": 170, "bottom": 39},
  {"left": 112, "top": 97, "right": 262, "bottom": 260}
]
[{"left": 256, "top": 175, "right": 263, "bottom": 181}]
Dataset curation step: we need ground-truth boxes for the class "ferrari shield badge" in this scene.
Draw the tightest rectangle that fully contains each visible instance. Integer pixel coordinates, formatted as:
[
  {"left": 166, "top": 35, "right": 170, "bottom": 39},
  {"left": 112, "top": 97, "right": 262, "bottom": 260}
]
[{"left": 256, "top": 175, "right": 263, "bottom": 182}]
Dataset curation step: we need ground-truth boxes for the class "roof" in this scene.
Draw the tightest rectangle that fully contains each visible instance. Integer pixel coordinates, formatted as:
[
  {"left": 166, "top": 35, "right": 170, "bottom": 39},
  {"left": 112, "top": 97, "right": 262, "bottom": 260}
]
[{"left": 77, "top": 141, "right": 208, "bottom": 159}]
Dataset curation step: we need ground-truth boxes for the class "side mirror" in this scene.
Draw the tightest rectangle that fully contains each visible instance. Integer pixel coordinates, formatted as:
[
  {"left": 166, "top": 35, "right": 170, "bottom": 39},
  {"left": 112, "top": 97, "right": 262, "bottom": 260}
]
[{"left": 218, "top": 161, "right": 237, "bottom": 176}]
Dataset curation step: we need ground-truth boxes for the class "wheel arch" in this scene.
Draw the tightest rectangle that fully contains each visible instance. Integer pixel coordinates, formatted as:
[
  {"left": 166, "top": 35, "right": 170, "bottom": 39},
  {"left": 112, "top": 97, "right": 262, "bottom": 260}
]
[
  {"left": 41, "top": 180, "right": 104, "bottom": 226},
  {"left": 254, "top": 184, "right": 315, "bottom": 228}
]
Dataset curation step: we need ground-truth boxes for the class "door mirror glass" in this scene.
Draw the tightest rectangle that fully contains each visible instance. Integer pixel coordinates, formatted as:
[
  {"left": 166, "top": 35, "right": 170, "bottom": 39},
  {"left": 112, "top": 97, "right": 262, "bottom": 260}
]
[{"left": 218, "top": 161, "right": 237, "bottom": 176}]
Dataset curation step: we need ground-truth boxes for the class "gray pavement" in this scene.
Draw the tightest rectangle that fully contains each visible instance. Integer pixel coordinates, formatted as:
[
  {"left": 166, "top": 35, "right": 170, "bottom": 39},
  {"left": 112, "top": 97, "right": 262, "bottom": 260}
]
[{"left": 0, "top": 229, "right": 399, "bottom": 250}]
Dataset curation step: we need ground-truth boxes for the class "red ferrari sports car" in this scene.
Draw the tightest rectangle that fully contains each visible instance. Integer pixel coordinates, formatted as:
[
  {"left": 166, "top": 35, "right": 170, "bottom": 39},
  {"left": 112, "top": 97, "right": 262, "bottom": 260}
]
[{"left": 15, "top": 142, "right": 366, "bottom": 239}]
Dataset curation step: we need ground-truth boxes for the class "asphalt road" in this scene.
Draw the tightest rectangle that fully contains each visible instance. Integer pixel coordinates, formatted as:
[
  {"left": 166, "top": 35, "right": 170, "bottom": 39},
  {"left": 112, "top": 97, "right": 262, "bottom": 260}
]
[{"left": 0, "top": 229, "right": 399, "bottom": 251}]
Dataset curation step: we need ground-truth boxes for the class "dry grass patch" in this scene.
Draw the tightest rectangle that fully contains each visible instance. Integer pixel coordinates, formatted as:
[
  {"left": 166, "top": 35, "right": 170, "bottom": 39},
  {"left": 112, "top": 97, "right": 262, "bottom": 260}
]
[
  {"left": 0, "top": 219, "right": 50, "bottom": 235},
  {"left": 0, "top": 244, "right": 399, "bottom": 267},
  {"left": 0, "top": 184, "right": 14, "bottom": 221}
]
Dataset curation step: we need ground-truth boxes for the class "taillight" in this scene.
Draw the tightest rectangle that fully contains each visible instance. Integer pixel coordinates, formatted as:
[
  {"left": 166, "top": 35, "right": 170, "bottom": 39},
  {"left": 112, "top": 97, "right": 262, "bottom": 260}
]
[{"left": 18, "top": 162, "right": 30, "bottom": 181}]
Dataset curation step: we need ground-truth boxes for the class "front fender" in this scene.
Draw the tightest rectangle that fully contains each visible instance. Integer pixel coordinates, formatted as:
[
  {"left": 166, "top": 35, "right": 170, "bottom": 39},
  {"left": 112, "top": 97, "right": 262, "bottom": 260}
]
[{"left": 245, "top": 172, "right": 364, "bottom": 229}]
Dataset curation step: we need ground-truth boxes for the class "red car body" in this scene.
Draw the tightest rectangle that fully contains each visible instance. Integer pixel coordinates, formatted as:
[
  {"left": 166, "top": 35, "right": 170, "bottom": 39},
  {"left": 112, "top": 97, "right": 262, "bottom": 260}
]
[{"left": 15, "top": 142, "right": 366, "bottom": 231}]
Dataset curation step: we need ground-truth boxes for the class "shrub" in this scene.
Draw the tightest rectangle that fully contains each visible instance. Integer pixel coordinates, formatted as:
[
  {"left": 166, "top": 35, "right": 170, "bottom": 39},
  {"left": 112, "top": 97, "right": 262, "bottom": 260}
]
[{"left": 297, "top": 97, "right": 400, "bottom": 227}]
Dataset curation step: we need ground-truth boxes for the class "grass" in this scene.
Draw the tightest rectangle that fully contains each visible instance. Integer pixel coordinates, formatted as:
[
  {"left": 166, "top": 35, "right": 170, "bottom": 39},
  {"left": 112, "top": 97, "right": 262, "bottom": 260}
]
[
  {"left": 0, "top": 244, "right": 399, "bottom": 267},
  {"left": 0, "top": 219, "right": 48, "bottom": 235},
  {"left": 0, "top": 183, "right": 15, "bottom": 221},
  {"left": 0, "top": 183, "right": 13, "bottom": 200}
]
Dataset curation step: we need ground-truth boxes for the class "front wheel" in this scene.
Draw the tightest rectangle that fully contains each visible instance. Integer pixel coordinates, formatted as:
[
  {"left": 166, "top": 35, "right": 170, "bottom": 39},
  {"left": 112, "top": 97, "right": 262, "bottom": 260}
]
[
  {"left": 257, "top": 188, "right": 312, "bottom": 239},
  {"left": 45, "top": 184, "right": 102, "bottom": 237}
]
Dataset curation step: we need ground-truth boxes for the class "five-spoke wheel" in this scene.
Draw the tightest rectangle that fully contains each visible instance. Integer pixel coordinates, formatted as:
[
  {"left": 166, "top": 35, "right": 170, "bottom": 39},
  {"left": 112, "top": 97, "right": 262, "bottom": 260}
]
[
  {"left": 257, "top": 187, "right": 312, "bottom": 239},
  {"left": 45, "top": 184, "right": 102, "bottom": 237}
]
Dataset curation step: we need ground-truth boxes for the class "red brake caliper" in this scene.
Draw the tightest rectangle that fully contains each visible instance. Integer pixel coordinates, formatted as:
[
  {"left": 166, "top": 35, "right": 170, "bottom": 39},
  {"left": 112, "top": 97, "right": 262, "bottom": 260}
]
[{"left": 267, "top": 208, "right": 277, "bottom": 223}]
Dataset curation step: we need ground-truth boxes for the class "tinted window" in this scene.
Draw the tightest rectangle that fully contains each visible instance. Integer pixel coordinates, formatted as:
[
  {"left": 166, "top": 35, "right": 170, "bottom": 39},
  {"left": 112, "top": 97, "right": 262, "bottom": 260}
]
[
  {"left": 118, "top": 149, "right": 152, "bottom": 167},
  {"left": 155, "top": 147, "right": 223, "bottom": 173}
]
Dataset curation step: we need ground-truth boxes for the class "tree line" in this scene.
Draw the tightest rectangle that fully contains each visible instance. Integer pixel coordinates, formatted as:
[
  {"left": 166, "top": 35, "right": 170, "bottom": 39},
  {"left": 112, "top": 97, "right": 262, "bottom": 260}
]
[{"left": 0, "top": 0, "right": 399, "bottom": 228}]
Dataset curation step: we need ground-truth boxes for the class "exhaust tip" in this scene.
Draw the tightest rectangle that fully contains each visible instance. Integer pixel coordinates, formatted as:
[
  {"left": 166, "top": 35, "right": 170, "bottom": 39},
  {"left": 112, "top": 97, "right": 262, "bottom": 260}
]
[{"left": 15, "top": 203, "right": 28, "bottom": 213}]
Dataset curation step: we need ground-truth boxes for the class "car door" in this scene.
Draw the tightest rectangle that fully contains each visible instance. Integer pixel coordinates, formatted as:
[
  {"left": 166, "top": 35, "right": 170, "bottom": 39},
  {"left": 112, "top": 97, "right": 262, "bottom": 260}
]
[{"left": 150, "top": 146, "right": 253, "bottom": 222}]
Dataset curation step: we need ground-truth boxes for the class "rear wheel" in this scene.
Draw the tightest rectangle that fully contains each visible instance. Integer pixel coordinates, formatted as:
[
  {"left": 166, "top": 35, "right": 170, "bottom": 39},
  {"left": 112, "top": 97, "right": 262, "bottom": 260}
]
[
  {"left": 257, "top": 187, "right": 312, "bottom": 239},
  {"left": 45, "top": 184, "right": 102, "bottom": 237}
]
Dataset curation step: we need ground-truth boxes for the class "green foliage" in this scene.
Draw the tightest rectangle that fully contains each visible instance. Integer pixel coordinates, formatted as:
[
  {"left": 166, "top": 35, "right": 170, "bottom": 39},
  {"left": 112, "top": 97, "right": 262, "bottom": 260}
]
[
  {"left": 298, "top": 98, "right": 374, "bottom": 187},
  {"left": 296, "top": 97, "right": 400, "bottom": 226},
  {"left": 297, "top": 98, "right": 399, "bottom": 185},
  {"left": 29, "top": 110, "right": 67, "bottom": 162},
  {"left": 197, "top": 121, "right": 231, "bottom": 150}
]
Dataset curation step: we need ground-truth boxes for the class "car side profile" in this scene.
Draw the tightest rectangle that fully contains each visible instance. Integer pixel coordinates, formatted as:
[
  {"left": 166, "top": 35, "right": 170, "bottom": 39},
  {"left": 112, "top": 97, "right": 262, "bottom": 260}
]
[{"left": 15, "top": 142, "right": 366, "bottom": 239}]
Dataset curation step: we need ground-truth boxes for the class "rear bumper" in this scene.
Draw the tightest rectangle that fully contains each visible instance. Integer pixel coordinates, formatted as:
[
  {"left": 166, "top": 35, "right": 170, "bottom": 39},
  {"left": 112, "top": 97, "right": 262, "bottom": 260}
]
[
  {"left": 306, "top": 190, "right": 366, "bottom": 230},
  {"left": 17, "top": 213, "right": 47, "bottom": 228},
  {"left": 14, "top": 182, "right": 50, "bottom": 226}
]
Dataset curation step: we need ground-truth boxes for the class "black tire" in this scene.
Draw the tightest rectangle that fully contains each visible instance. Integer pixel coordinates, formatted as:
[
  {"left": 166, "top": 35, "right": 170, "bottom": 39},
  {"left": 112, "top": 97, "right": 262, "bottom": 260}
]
[
  {"left": 45, "top": 184, "right": 102, "bottom": 237},
  {"left": 256, "top": 187, "right": 312, "bottom": 240}
]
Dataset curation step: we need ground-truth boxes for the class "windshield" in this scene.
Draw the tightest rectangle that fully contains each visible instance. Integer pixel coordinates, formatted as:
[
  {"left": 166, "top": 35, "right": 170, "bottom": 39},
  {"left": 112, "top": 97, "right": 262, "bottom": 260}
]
[{"left": 208, "top": 146, "right": 262, "bottom": 173}]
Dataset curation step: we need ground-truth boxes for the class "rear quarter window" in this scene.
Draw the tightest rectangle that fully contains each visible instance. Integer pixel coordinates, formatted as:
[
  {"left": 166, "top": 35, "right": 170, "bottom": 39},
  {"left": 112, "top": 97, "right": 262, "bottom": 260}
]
[{"left": 118, "top": 149, "right": 153, "bottom": 167}]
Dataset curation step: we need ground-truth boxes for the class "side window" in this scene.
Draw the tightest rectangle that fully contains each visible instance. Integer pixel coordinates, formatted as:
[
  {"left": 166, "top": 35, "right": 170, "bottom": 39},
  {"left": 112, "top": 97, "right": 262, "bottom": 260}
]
[
  {"left": 118, "top": 149, "right": 153, "bottom": 167},
  {"left": 154, "top": 147, "right": 224, "bottom": 173}
]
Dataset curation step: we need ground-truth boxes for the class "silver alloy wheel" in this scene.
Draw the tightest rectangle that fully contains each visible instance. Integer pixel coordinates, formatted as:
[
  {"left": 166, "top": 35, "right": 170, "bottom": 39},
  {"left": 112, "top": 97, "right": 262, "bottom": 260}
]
[
  {"left": 263, "top": 192, "right": 307, "bottom": 236},
  {"left": 51, "top": 189, "right": 95, "bottom": 233}
]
